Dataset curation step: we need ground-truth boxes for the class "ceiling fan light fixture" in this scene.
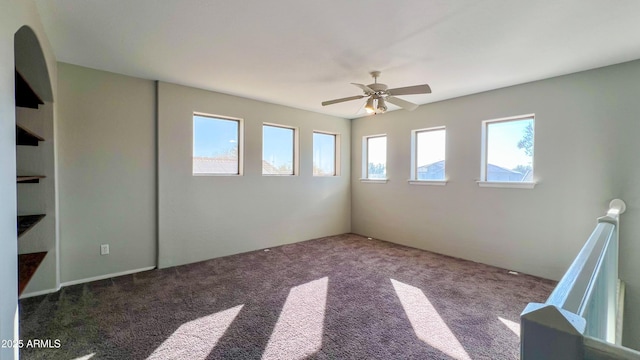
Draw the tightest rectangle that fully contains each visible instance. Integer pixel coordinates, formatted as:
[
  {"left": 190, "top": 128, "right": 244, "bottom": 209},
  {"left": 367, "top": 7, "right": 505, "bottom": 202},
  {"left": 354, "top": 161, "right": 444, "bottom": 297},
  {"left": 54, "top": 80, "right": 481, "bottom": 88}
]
[
  {"left": 365, "top": 97, "right": 375, "bottom": 113},
  {"left": 377, "top": 97, "right": 387, "bottom": 113},
  {"left": 321, "top": 71, "right": 429, "bottom": 114}
]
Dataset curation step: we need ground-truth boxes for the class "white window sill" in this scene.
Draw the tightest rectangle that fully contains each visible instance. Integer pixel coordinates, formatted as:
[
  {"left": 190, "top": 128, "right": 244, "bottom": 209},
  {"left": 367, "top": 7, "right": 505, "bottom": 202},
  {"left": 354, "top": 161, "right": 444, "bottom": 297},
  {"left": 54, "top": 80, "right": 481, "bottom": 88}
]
[
  {"left": 477, "top": 181, "right": 536, "bottom": 189},
  {"left": 408, "top": 180, "right": 447, "bottom": 186},
  {"left": 193, "top": 173, "right": 242, "bottom": 176},
  {"left": 360, "top": 178, "right": 389, "bottom": 184},
  {"left": 262, "top": 174, "right": 298, "bottom": 176}
]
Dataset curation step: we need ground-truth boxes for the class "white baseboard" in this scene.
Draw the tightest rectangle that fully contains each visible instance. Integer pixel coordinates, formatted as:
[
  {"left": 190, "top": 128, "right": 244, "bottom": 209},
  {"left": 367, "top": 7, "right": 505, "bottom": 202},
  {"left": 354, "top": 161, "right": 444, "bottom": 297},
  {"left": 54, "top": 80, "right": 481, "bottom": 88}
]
[
  {"left": 19, "top": 266, "right": 157, "bottom": 299},
  {"left": 19, "top": 287, "right": 60, "bottom": 300},
  {"left": 60, "top": 266, "right": 156, "bottom": 288},
  {"left": 19, "top": 266, "right": 156, "bottom": 299}
]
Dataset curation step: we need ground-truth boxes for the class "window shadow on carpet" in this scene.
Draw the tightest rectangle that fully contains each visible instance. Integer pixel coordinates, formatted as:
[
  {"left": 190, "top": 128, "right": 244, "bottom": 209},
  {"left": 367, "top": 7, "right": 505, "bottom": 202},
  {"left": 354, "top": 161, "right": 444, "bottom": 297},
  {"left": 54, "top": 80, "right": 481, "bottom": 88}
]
[{"left": 19, "top": 234, "right": 554, "bottom": 360}]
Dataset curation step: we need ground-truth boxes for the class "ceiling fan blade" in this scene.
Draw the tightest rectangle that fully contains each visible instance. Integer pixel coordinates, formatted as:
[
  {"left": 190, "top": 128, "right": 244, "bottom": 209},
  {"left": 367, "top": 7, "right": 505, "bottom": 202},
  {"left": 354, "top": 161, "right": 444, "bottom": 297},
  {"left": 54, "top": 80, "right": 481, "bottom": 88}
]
[
  {"left": 387, "top": 84, "right": 431, "bottom": 96},
  {"left": 321, "top": 95, "right": 366, "bottom": 106},
  {"left": 351, "top": 83, "right": 375, "bottom": 94},
  {"left": 386, "top": 96, "right": 419, "bottom": 111}
]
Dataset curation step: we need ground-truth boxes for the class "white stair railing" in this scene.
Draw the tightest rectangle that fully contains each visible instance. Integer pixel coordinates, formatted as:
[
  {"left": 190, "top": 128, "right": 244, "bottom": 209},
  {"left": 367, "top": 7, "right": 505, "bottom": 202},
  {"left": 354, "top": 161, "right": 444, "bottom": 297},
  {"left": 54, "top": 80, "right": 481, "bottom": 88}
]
[{"left": 520, "top": 199, "right": 640, "bottom": 359}]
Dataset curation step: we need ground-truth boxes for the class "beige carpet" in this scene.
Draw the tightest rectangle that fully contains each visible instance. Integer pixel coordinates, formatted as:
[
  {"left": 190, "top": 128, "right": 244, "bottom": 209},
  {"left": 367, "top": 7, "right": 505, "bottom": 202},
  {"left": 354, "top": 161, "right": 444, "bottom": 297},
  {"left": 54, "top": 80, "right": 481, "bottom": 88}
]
[{"left": 20, "top": 233, "right": 555, "bottom": 359}]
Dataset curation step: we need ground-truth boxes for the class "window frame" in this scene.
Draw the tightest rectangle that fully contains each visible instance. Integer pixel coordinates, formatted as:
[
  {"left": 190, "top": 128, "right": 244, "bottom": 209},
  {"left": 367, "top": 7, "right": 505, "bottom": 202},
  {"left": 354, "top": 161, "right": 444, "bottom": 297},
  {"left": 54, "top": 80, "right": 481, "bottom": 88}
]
[
  {"left": 262, "top": 122, "right": 299, "bottom": 176},
  {"left": 478, "top": 114, "right": 536, "bottom": 189},
  {"left": 409, "top": 126, "right": 447, "bottom": 186},
  {"left": 192, "top": 112, "right": 244, "bottom": 176},
  {"left": 360, "top": 134, "right": 388, "bottom": 183},
  {"left": 312, "top": 131, "right": 340, "bottom": 177}
]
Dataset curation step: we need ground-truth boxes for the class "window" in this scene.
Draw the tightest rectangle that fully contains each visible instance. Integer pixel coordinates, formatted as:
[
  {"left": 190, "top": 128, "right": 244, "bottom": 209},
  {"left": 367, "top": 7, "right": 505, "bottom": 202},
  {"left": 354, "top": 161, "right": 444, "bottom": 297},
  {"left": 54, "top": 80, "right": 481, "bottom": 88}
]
[
  {"left": 410, "top": 127, "right": 446, "bottom": 184},
  {"left": 313, "top": 132, "right": 339, "bottom": 176},
  {"left": 480, "top": 114, "right": 535, "bottom": 188},
  {"left": 263, "top": 124, "right": 297, "bottom": 175},
  {"left": 193, "top": 114, "right": 242, "bottom": 175},
  {"left": 362, "top": 135, "right": 387, "bottom": 181}
]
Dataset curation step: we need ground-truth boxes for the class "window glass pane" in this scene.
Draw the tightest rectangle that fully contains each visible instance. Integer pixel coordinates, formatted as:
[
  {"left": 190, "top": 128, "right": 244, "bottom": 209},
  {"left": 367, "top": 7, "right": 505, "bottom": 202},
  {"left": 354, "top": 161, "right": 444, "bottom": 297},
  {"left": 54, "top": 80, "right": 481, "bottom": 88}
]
[
  {"left": 313, "top": 132, "right": 336, "bottom": 176},
  {"left": 416, "top": 129, "right": 446, "bottom": 180},
  {"left": 367, "top": 136, "right": 386, "bottom": 179},
  {"left": 486, "top": 118, "right": 534, "bottom": 182},
  {"left": 193, "top": 115, "right": 239, "bottom": 175},
  {"left": 263, "top": 125, "right": 294, "bottom": 175}
]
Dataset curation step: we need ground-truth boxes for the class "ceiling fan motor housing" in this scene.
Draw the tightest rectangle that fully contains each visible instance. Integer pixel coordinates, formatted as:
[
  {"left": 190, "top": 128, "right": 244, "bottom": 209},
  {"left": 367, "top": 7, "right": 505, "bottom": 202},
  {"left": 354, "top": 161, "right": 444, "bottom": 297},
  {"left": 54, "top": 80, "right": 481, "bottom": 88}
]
[{"left": 367, "top": 83, "right": 388, "bottom": 94}]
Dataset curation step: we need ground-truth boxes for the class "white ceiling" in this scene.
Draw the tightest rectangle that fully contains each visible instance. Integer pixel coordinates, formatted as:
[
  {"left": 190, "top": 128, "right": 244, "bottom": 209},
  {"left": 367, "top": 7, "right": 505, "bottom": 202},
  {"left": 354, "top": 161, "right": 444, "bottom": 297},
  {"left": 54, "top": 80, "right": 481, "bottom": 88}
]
[{"left": 35, "top": 0, "right": 640, "bottom": 119}]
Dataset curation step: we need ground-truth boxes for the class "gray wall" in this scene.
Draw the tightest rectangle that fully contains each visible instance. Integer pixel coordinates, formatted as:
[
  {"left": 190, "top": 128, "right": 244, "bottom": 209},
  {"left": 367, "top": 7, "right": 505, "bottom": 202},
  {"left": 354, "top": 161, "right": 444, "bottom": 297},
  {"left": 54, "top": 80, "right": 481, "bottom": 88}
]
[
  {"left": 351, "top": 60, "right": 640, "bottom": 348},
  {"left": 0, "top": 1, "right": 57, "bottom": 359},
  {"left": 157, "top": 82, "right": 351, "bottom": 268},
  {"left": 610, "top": 61, "right": 640, "bottom": 349},
  {"left": 56, "top": 63, "right": 156, "bottom": 283}
]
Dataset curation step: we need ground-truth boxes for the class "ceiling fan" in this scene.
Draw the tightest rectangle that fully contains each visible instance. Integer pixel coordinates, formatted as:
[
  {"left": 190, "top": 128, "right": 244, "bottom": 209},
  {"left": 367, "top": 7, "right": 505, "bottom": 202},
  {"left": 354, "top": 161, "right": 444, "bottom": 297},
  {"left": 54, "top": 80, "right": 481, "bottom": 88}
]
[{"left": 321, "top": 71, "right": 431, "bottom": 114}]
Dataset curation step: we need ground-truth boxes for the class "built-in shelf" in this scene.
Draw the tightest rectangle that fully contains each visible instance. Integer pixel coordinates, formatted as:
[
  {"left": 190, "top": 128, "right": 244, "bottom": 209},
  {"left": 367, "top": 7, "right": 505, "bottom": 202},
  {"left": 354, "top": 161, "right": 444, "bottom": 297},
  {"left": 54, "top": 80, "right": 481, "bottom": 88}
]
[
  {"left": 18, "top": 252, "right": 47, "bottom": 296},
  {"left": 15, "top": 70, "right": 44, "bottom": 109},
  {"left": 14, "top": 67, "right": 51, "bottom": 298},
  {"left": 17, "top": 214, "right": 46, "bottom": 238},
  {"left": 16, "top": 123, "right": 44, "bottom": 146},
  {"left": 17, "top": 175, "right": 46, "bottom": 183}
]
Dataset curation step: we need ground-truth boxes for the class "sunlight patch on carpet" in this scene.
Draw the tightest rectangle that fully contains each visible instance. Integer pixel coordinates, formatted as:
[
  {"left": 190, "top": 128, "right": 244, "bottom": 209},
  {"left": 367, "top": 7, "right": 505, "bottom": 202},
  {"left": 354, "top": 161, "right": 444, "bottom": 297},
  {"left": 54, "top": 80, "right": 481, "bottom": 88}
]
[
  {"left": 262, "top": 277, "right": 328, "bottom": 360},
  {"left": 391, "top": 279, "right": 471, "bottom": 360},
  {"left": 71, "top": 354, "right": 95, "bottom": 360},
  {"left": 147, "top": 304, "right": 243, "bottom": 360},
  {"left": 498, "top": 317, "right": 520, "bottom": 337}
]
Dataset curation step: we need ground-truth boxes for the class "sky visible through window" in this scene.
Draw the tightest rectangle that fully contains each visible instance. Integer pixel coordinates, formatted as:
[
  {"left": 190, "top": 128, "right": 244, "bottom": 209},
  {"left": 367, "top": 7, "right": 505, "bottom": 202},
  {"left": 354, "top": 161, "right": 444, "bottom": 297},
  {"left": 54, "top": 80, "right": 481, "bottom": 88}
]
[
  {"left": 417, "top": 129, "right": 445, "bottom": 167},
  {"left": 416, "top": 128, "right": 446, "bottom": 180},
  {"left": 487, "top": 118, "right": 533, "bottom": 169},
  {"left": 367, "top": 136, "right": 386, "bottom": 178},
  {"left": 263, "top": 125, "right": 294, "bottom": 174},
  {"left": 313, "top": 133, "right": 336, "bottom": 176},
  {"left": 193, "top": 114, "right": 531, "bottom": 179},
  {"left": 193, "top": 115, "right": 238, "bottom": 157}
]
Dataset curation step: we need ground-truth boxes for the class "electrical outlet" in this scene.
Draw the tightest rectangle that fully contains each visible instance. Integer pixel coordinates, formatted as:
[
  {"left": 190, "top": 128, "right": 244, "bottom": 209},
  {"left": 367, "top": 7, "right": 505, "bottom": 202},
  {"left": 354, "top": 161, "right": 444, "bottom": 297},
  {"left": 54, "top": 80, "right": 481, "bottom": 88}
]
[{"left": 100, "top": 244, "right": 109, "bottom": 255}]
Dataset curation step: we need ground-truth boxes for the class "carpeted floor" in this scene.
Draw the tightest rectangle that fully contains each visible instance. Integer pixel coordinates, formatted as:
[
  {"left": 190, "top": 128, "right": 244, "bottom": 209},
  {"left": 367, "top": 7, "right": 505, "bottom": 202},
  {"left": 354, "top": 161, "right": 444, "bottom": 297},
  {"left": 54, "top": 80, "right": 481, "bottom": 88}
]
[{"left": 19, "top": 234, "right": 555, "bottom": 359}]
